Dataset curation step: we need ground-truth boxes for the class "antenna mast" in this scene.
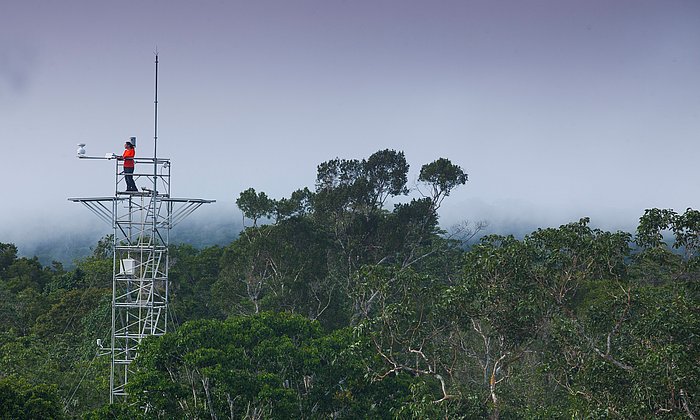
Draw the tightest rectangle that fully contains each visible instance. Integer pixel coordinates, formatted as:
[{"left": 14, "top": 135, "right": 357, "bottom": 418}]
[{"left": 153, "top": 52, "right": 159, "bottom": 185}]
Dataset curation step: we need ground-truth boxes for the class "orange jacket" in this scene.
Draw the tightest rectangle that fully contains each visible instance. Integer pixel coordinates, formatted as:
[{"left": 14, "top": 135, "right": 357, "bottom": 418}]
[{"left": 122, "top": 148, "right": 135, "bottom": 168}]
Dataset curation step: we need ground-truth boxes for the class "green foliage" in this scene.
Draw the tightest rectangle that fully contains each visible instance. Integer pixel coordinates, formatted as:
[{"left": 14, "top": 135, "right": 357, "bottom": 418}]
[
  {"left": 314, "top": 149, "right": 409, "bottom": 214},
  {"left": 635, "top": 207, "right": 700, "bottom": 277},
  {"left": 2, "top": 256, "right": 53, "bottom": 293},
  {"left": 91, "top": 235, "right": 114, "bottom": 259},
  {"left": 544, "top": 278, "right": 700, "bottom": 418},
  {"left": 83, "top": 402, "right": 146, "bottom": 420},
  {"left": 224, "top": 150, "right": 469, "bottom": 330},
  {"left": 0, "top": 243, "right": 18, "bottom": 275},
  {"left": 637, "top": 207, "right": 700, "bottom": 258},
  {"left": 128, "top": 313, "right": 315, "bottom": 417},
  {"left": 636, "top": 208, "right": 676, "bottom": 249},
  {"left": 236, "top": 187, "right": 276, "bottom": 225},
  {"left": 33, "top": 288, "right": 105, "bottom": 337},
  {"left": 128, "top": 312, "right": 423, "bottom": 418},
  {"left": 418, "top": 157, "right": 468, "bottom": 208},
  {"left": 237, "top": 187, "right": 314, "bottom": 226},
  {"left": 169, "top": 244, "right": 225, "bottom": 321},
  {"left": 275, "top": 187, "right": 313, "bottom": 221},
  {"left": 0, "top": 240, "right": 112, "bottom": 417},
  {"left": 213, "top": 217, "right": 342, "bottom": 326},
  {"left": 0, "top": 376, "right": 64, "bottom": 420}
]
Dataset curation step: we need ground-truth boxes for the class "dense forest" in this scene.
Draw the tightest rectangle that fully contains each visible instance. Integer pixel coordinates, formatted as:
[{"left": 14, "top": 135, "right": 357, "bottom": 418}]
[{"left": 1, "top": 150, "right": 698, "bottom": 419}]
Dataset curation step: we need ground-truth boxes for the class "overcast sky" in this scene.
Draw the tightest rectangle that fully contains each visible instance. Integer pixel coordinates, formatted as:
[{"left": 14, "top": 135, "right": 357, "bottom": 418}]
[{"left": 1, "top": 0, "right": 699, "bottom": 251}]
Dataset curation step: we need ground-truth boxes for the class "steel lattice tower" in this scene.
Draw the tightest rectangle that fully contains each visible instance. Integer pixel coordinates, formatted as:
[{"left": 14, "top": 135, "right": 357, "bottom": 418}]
[
  {"left": 69, "top": 55, "right": 214, "bottom": 403},
  {"left": 70, "top": 155, "right": 213, "bottom": 402}
]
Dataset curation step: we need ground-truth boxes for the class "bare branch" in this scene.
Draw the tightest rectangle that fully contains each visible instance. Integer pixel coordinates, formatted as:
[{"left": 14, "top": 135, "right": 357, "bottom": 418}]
[{"left": 680, "top": 389, "right": 698, "bottom": 420}]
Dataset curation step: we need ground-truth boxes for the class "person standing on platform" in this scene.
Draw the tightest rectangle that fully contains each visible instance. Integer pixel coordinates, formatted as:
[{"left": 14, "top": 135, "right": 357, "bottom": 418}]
[{"left": 119, "top": 140, "right": 138, "bottom": 192}]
